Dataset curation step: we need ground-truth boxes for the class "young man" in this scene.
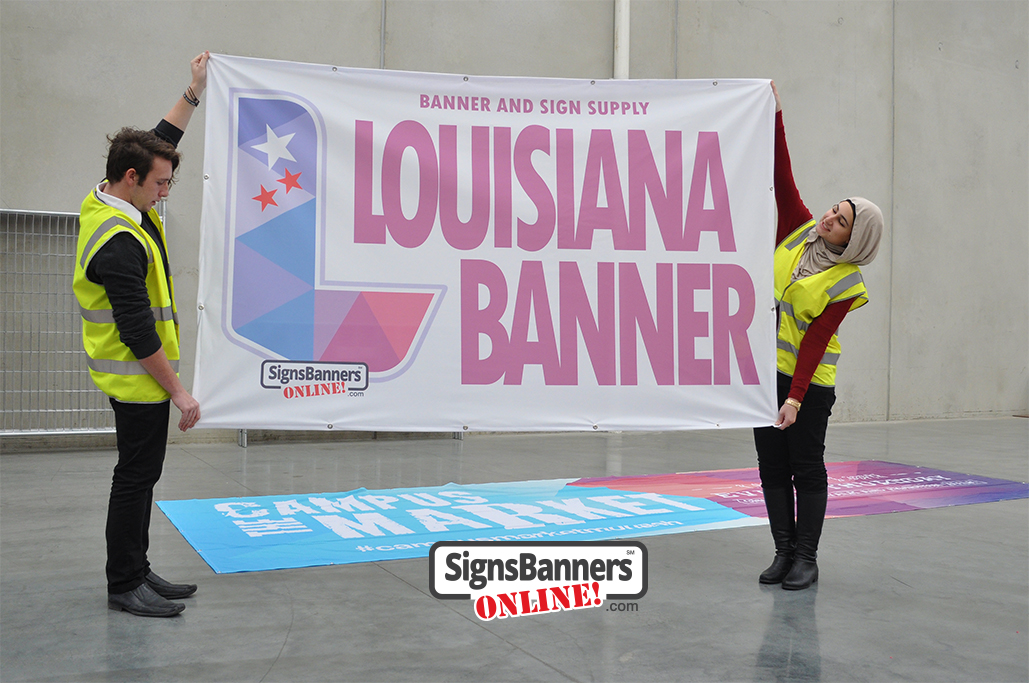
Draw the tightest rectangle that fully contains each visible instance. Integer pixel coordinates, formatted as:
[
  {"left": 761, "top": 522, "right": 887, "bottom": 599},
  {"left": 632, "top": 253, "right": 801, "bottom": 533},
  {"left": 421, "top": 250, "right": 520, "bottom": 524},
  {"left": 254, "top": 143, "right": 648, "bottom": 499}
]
[{"left": 73, "top": 51, "right": 209, "bottom": 617}]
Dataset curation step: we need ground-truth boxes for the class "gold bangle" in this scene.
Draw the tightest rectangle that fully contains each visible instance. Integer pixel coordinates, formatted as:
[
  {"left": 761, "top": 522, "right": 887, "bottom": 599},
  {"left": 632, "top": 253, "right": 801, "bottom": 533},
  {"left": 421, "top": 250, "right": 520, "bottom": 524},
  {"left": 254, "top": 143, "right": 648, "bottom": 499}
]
[{"left": 784, "top": 398, "right": 802, "bottom": 410}]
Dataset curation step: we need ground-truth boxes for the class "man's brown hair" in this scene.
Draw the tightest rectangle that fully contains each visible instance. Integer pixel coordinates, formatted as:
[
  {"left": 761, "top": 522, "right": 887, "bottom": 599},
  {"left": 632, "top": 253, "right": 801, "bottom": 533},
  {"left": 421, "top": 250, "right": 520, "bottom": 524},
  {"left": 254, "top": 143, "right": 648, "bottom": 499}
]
[{"left": 105, "top": 128, "right": 180, "bottom": 184}]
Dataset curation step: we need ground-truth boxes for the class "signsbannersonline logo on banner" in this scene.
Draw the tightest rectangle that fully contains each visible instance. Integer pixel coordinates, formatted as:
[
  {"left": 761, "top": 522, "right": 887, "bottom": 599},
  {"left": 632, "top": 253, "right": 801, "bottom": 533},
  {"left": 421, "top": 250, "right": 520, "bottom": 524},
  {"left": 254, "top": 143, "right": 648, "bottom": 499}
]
[
  {"left": 430, "top": 541, "right": 647, "bottom": 621},
  {"left": 261, "top": 360, "right": 369, "bottom": 399}
]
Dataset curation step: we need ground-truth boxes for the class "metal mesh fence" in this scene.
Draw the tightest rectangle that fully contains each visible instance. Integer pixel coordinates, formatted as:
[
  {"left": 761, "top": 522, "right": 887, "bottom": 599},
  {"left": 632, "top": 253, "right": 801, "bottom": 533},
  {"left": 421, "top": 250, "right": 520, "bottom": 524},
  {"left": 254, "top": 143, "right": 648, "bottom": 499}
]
[{"left": 1, "top": 209, "right": 116, "bottom": 434}]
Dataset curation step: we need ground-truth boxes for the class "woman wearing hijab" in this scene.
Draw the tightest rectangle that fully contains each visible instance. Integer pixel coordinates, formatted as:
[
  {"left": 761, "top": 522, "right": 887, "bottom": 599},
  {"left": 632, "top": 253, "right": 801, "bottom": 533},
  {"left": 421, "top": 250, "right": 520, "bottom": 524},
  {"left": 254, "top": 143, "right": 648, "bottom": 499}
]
[{"left": 755, "top": 82, "right": 884, "bottom": 590}]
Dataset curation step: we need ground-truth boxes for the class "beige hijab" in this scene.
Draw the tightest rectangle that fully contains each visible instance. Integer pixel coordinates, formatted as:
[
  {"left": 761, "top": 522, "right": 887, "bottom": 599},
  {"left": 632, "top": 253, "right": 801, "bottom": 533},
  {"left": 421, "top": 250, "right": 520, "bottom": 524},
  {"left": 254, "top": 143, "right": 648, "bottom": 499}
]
[{"left": 791, "top": 197, "right": 884, "bottom": 281}]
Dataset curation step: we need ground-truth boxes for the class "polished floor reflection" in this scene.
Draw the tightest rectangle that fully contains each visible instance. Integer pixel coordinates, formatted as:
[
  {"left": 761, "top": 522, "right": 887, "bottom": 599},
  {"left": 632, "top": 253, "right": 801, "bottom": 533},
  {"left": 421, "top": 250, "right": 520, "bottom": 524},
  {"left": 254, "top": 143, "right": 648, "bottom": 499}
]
[{"left": 1, "top": 418, "right": 1026, "bottom": 682}]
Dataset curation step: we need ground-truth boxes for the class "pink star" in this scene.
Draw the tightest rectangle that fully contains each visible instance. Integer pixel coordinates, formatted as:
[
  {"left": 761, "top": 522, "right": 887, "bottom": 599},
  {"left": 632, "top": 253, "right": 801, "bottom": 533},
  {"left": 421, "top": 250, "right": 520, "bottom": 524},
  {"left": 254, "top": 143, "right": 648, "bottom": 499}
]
[
  {"left": 277, "top": 168, "right": 303, "bottom": 194},
  {"left": 252, "top": 185, "right": 278, "bottom": 211}
]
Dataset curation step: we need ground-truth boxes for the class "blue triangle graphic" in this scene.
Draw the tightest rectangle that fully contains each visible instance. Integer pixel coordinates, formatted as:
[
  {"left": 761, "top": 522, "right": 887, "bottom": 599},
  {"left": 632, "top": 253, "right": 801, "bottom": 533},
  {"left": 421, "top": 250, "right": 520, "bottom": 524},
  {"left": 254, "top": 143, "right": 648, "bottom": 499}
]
[
  {"left": 238, "top": 98, "right": 308, "bottom": 148},
  {"left": 231, "top": 240, "right": 312, "bottom": 330},
  {"left": 236, "top": 290, "right": 315, "bottom": 360},
  {"left": 237, "top": 200, "right": 316, "bottom": 286}
]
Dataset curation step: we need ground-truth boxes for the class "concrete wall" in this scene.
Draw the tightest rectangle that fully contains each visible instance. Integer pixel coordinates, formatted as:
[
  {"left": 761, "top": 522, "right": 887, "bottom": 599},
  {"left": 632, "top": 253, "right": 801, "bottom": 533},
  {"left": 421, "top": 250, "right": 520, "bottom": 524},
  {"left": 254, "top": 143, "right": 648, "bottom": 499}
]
[
  {"left": 2, "top": 0, "right": 1026, "bottom": 434},
  {"left": 890, "top": 1, "right": 1028, "bottom": 420}
]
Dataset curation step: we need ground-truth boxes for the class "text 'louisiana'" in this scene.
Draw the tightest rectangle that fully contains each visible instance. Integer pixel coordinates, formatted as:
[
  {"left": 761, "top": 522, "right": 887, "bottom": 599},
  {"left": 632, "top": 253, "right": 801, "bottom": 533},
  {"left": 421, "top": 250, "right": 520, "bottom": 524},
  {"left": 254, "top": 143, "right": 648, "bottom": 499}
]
[{"left": 354, "top": 122, "right": 738, "bottom": 253}]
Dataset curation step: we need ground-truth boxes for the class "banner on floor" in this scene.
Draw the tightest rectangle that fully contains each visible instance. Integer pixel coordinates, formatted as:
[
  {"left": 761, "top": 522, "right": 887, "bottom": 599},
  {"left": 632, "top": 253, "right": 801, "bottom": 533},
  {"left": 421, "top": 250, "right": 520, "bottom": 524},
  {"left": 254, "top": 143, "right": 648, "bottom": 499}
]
[
  {"left": 158, "top": 461, "right": 1027, "bottom": 574},
  {"left": 157, "top": 479, "right": 762, "bottom": 574},
  {"left": 573, "top": 460, "right": 1029, "bottom": 518},
  {"left": 192, "top": 53, "right": 778, "bottom": 431}
]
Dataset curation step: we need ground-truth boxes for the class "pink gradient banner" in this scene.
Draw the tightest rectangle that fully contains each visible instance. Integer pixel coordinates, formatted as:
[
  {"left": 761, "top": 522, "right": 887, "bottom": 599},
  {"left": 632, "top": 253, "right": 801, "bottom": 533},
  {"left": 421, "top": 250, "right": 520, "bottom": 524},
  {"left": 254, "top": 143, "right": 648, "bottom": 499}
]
[{"left": 570, "top": 461, "right": 1029, "bottom": 518}]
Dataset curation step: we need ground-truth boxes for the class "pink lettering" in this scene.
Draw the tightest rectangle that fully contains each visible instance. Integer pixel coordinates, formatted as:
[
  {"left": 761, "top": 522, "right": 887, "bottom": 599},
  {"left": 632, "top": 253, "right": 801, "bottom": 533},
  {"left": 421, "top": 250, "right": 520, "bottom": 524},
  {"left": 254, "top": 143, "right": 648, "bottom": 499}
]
[
  {"left": 513, "top": 125, "right": 554, "bottom": 252},
  {"left": 713, "top": 263, "right": 759, "bottom": 385},
  {"left": 506, "top": 261, "right": 561, "bottom": 385},
  {"left": 354, "top": 120, "right": 386, "bottom": 244},
  {"left": 555, "top": 129, "right": 577, "bottom": 249},
  {"left": 576, "top": 129, "right": 636, "bottom": 250},
  {"left": 439, "top": 125, "right": 491, "bottom": 250},
  {"left": 381, "top": 121, "right": 438, "bottom": 248},
  {"left": 459, "top": 259, "right": 758, "bottom": 387},
  {"left": 355, "top": 124, "right": 737, "bottom": 254},
  {"left": 677, "top": 263, "right": 711, "bottom": 385},
  {"left": 461, "top": 260, "right": 509, "bottom": 385},
  {"left": 493, "top": 127, "right": 513, "bottom": 248},
  {"left": 618, "top": 262, "right": 674, "bottom": 385},
  {"left": 559, "top": 262, "right": 616, "bottom": 385},
  {"left": 684, "top": 131, "right": 736, "bottom": 252},
  {"left": 629, "top": 129, "right": 683, "bottom": 251}
]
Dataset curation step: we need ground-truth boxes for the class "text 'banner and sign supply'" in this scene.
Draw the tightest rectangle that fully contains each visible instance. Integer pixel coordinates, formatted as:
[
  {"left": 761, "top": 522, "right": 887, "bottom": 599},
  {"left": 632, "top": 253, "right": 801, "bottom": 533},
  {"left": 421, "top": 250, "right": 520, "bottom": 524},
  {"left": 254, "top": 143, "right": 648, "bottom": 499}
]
[{"left": 193, "top": 53, "right": 778, "bottom": 431}]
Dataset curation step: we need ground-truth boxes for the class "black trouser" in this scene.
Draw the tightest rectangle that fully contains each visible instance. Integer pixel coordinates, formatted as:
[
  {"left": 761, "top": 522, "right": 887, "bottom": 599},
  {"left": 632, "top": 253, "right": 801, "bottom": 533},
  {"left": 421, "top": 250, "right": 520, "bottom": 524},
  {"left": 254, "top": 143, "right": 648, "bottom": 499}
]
[
  {"left": 106, "top": 398, "right": 169, "bottom": 594},
  {"left": 754, "top": 372, "right": 835, "bottom": 494},
  {"left": 753, "top": 373, "right": 834, "bottom": 562}
]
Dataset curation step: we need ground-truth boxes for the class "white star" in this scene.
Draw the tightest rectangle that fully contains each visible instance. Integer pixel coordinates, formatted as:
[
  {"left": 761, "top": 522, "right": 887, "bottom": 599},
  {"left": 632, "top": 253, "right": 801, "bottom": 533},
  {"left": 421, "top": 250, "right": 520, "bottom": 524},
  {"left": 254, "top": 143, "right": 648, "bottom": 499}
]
[{"left": 252, "top": 125, "right": 296, "bottom": 169}]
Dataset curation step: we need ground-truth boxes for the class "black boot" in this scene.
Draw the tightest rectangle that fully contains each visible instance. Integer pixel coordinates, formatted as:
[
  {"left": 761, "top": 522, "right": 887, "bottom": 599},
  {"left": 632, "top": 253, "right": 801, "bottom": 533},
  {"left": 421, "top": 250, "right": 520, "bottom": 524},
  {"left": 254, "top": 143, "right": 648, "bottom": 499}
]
[
  {"left": 782, "top": 489, "right": 827, "bottom": 590},
  {"left": 759, "top": 487, "right": 796, "bottom": 584}
]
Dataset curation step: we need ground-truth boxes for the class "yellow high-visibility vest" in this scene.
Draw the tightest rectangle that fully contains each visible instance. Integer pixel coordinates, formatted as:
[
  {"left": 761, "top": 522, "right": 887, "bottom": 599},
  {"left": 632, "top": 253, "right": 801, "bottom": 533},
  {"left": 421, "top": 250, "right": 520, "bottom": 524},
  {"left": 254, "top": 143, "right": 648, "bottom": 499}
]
[
  {"left": 774, "top": 220, "right": 868, "bottom": 386},
  {"left": 73, "top": 188, "right": 179, "bottom": 402}
]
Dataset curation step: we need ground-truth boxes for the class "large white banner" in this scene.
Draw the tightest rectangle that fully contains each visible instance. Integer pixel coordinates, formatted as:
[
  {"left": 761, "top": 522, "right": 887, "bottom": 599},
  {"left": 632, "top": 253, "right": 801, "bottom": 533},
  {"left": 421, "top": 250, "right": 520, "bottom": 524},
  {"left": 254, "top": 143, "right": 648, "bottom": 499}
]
[{"left": 193, "top": 54, "right": 777, "bottom": 432}]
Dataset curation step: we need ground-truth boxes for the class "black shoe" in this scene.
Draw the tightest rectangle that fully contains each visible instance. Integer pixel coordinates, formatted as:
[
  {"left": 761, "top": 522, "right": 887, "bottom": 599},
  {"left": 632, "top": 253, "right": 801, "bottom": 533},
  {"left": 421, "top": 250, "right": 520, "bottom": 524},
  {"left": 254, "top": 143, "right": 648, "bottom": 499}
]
[
  {"left": 782, "top": 559, "right": 819, "bottom": 590},
  {"left": 145, "top": 571, "right": 197, "bottom": 599},
  {"left": 759, "top": 555, "right": 793, "bottom": 584},
  {"left": 108, "top": 583, "right": 185, "bottom": 617}
]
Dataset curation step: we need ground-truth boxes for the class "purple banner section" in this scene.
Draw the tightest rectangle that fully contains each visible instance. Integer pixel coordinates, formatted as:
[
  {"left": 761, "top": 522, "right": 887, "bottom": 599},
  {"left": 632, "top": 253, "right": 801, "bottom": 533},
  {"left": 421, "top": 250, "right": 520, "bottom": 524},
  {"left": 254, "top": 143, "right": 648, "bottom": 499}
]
[{"left": 570, "top": 461, "right": 1029, "bottom": 519}]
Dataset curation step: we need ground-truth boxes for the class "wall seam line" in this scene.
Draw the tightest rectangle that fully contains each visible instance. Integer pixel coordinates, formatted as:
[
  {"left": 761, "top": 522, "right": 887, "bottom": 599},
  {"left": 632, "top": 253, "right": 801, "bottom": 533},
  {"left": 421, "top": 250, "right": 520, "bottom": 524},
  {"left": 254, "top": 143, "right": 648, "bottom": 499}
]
[
  {"left": 674, "top": 0, "right": 679, "bottom": 79},
  {"left": 379, "top": 0, "right": 387, "bottom": 70},
  {"left": 887, "top": 0, "right": 897, "bottom": 422}
]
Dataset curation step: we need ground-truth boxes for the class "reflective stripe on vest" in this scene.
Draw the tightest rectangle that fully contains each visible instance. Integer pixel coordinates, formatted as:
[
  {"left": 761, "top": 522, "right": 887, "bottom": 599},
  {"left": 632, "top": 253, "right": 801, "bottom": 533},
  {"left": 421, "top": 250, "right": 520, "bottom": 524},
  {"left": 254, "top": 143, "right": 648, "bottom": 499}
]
[
  {"left": 78, "top": 215, "right": 154, "bottom": 269},
  {"left": 784, "top": 227, "right": 811, "bottom": 251},
  {"left": 775, "top": 338, "right": 841, "bottom": 368},
  {"left": 79, "top": 304, "right": 178, "bottom": 324},
  {"left": 825, "top": 271, "right": 864, "bottom": 300},
  {"left": 87, "top": 357, "right": 180, "bottom": 375},
  {"left": 777, "top": 300, "right": 809, "bottom": 332}
]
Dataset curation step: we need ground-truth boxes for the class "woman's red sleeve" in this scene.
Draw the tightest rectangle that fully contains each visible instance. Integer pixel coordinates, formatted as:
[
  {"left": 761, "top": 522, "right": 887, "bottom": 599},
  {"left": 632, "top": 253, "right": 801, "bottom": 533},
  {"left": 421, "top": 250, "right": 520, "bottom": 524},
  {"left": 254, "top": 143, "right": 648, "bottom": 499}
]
[{"left": 775, "top": 111, "right": 813, "bottom": 246}]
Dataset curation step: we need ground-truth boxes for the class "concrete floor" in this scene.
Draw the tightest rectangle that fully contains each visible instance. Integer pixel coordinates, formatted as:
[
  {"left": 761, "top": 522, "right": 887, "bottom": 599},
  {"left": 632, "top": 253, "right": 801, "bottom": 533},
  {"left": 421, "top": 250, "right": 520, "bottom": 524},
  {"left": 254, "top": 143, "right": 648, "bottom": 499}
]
[{"left": 1, "top": 418, "right": 1026, "bottom": 682}]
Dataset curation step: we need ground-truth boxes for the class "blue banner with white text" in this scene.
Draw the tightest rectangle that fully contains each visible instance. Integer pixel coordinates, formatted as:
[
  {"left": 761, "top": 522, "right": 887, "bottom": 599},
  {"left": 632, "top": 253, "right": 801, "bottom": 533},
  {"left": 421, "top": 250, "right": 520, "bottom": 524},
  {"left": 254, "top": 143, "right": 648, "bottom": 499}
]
[{"left": 158, "top": 478, "right": 762, "bottom": 573}]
